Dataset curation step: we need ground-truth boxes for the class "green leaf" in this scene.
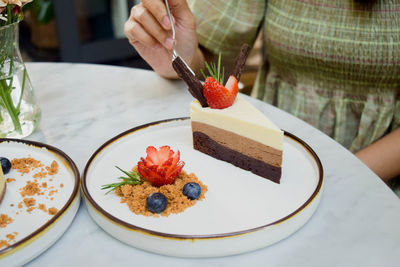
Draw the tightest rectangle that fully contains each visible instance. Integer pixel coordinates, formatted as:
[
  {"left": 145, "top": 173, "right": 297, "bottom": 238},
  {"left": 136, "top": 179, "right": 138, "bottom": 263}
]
[
  {"left": 23, "top": 0, "right": 55, "bottom": 24},
  {"left": 34, "top": 0, "right": 54, "bottom": 24},
  {"left": 200, "top": 52, "right": 225, "bottom": 84},
  {"left": 101, "top": 166, "right": 143, "bottom": 194}
]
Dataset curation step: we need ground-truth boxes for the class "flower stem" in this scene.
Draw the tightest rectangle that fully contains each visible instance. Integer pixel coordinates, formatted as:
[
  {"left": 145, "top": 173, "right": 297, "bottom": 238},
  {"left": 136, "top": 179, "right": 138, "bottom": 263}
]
[
  {"left": 16, "top": 68, "right": 26, "bottom": 112},
  {"left": 0, "top": 20, "right": 23, "bottom": 135},
  {"left": 7, "top": 5, "right": 12, "bottom": 24},
  {"left": 0, "top": 77, "right": 22, "bottom": 134}
]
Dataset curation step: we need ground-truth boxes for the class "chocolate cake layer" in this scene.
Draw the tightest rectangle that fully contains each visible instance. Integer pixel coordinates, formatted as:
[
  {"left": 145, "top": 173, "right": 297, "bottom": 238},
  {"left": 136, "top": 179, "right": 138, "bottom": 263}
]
[
  {"left": 193, "top": 131, "right": 281, "bottom": 183},
  {"left": 192, "top": 121, "right": 282, "bottom": 167}
]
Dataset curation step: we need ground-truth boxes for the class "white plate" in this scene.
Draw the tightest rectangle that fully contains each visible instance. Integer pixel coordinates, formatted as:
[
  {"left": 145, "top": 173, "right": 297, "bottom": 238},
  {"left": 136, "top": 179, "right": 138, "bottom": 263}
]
[
  {"left": 82, "top": 118, "right": 323, "bottom": 257},
  {"left": 0, "top": 139, "right": 80, "bottom": 266}
]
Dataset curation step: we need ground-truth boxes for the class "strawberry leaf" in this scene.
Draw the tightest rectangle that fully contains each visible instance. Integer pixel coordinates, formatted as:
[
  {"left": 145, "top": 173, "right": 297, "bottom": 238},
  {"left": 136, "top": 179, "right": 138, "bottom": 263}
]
[{"left": 201, "top": 52, "right": 225, "bottom": 84}]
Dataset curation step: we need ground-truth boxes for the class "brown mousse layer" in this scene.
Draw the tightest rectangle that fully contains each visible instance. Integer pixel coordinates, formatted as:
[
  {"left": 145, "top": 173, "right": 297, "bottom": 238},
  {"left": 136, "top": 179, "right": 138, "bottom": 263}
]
[
  {"left": 192, "top": 131, "right": 282, "bottom": 183},
  {"left": 192, "top": 122, "right": 282, "bottom": 167}
]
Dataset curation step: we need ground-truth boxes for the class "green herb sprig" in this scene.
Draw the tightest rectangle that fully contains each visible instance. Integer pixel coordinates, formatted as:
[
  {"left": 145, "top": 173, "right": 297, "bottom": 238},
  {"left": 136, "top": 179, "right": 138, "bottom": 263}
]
[
  {"left": 201, "top": 52, "right": 225, "bottom": 84},
  {"left": 101, "top": 166, "right": 143, "bottom": 194}
]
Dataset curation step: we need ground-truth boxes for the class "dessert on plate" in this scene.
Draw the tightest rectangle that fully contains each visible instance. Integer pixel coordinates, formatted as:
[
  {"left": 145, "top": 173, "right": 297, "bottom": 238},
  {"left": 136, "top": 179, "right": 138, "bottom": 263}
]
[
  {"left": 101, "top": 146, "right": 207, "bottom": 217},
  {"left": 173, "top": 44, "right": 284, "bottom": 183}
]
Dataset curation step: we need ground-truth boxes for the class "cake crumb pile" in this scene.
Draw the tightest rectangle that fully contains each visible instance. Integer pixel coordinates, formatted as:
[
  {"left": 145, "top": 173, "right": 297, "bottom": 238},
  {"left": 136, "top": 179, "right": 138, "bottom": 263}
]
[
  {"left": 0, "top": 214, "right": 13, "bottom": 228},
  {"left": 48, "top": 207, "right": 58, "bottom": 215},
  {"left": 11, "top": 158, "right": 43, "bottom": 175},
  {"left": 20, "top": 181, "right": 41, "bottom": 197},
  {"left": 46, "top": 161, "right": 59, "bottom": 175},
  {"left": 23, "top": 198, "right": 36, "bottom": 207},
  {"left": 115, "top": 168, "right": 207, "bottom": 217}
]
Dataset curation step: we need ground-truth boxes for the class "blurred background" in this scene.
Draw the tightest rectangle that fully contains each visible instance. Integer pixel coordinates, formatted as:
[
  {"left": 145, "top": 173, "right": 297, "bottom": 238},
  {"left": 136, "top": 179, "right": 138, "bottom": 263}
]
[
  {"left": 20, "top": 0, "right": 261, "bottom": 93},
  {"left": 21, "top": 0, "right": 148, "bottom": 67}
]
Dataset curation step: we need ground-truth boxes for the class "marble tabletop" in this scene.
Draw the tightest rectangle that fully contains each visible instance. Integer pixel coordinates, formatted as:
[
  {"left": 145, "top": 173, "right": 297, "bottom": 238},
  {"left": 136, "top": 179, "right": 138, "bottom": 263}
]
[{"left": 22, "top": 62, "right": 399, "bottom": 267}]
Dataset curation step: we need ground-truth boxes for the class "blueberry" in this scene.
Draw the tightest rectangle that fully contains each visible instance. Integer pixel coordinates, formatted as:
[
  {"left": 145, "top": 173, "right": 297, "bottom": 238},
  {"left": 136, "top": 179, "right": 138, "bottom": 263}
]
[
  {"left": 0, "top": 157, "right": 11, "bottom": 174},
  {"left": 146, "top": 193, "right": 167, "bottom": 213},
  {"left": 182, "top": 182, "right": 201, "bottom": 200}
]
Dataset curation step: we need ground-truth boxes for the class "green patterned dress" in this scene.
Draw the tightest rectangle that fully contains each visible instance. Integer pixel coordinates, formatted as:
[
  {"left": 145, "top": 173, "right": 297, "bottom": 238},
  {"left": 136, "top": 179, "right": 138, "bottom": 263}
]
[{"left": 188, "top": 0, "right": 400, "bottom": 153}]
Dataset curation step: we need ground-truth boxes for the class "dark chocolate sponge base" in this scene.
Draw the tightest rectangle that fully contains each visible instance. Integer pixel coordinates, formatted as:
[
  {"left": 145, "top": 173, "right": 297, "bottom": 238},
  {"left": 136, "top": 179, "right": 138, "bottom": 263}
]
[{"left": 193, "top": 131, "right": 281, "bottom": 183}]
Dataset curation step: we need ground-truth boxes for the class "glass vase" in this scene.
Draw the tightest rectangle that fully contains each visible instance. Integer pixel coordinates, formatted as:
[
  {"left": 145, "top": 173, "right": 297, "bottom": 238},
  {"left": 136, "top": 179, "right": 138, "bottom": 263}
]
[{"left": 0, "top": 22, "right": 41, "bottom": 138}]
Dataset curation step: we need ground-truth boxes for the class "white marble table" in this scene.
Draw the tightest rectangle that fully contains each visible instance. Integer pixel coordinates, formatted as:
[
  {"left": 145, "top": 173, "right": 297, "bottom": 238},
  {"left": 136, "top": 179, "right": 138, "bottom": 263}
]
[{"left": 23, "top": 62, "right": 399, "bottom": 267}]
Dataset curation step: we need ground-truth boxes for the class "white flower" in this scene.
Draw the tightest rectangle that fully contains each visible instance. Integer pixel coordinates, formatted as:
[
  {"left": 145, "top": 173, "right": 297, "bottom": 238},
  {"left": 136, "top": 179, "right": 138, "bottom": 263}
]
[
  {"left": 8, "top": 1, "right": 23, "bottom": 6},
  {"left": 0, "top": 14, "right": 7, "bottom": 21},
  {"left": 0, "top": 0, "right": 32, "bottom": 7}
]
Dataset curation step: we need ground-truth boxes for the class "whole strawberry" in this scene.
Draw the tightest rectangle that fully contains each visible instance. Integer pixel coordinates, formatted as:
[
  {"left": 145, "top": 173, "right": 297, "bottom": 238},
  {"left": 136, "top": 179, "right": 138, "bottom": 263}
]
[
  {"left": 203, "top": 75, "right": 238, "bottom": 109},
  {"left": 137, "top": 146, "right": 185, "bottom": 187},
  {"left": 201, "top": 52, "right": 238, "bottom": 109}
]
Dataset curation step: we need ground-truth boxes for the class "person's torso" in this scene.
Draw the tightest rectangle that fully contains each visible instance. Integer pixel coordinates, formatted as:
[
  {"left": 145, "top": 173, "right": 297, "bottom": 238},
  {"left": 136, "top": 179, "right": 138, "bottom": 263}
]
[{"left": 261, "top": 0, "right": 400, "bottom": 150}]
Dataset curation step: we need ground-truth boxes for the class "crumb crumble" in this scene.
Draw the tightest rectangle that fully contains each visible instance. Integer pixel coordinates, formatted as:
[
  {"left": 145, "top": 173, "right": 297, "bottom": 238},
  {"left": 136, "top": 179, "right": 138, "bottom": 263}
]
[
  {"left": 11, "top": 158, "right": 43, "bottom": 175},
  {"left": 23, "top": 198, "right": 36, "bottom": 207},
  {"left": 0, "top": 214, "right": 13, "bottom": 228},
  {"left": 20, "top": 181, "right": 41, "bottom": 197},
  {"left": 115, "top": 168, "right": 207, "bottom": 217},
  {"left": 46, "top": 161, "right": 59, "bottom": 175},
  {"left": 48, "top": 207, "right": 58, "bottom": 215}
]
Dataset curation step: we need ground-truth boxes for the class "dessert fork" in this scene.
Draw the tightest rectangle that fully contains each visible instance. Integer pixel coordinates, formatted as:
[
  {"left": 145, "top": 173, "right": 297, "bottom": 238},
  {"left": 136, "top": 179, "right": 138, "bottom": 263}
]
[{"left": 164, "top": 0, "right": 195, "bottom": 75}]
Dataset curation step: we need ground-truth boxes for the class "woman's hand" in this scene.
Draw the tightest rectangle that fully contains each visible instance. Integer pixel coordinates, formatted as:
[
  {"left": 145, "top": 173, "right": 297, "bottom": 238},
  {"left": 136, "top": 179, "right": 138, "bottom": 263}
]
[{"left": 124, "top": 0, "right": 202, "bottom": 78}]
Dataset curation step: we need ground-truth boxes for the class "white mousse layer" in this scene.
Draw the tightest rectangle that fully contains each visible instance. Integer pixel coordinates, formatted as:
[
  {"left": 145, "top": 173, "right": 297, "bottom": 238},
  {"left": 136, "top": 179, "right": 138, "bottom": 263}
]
[{"left": 190, "top": 96, "right": 283, "bottom": 150}]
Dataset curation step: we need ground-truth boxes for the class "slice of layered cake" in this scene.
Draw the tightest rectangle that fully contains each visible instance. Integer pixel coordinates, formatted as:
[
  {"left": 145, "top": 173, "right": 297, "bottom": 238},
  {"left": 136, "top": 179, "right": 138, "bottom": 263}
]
[
  {"left": 173, "top": 44, "right": 283, "bottom": 183},
  {"left": 0, "top": 164, "right": 6, "bottom": 204},
  {"left": 191, "top": 96, "right": 283, "bottom": 183}
]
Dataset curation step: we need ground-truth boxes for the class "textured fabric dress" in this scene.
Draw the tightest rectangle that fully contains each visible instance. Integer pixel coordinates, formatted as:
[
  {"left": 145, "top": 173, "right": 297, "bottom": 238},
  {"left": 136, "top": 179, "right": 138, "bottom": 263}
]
[{"left": 188, "top": 0, "right": 400, "bottom": 153}]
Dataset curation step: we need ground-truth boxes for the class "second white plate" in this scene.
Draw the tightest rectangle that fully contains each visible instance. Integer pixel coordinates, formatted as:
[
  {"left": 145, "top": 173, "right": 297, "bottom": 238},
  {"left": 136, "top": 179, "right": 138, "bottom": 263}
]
[{"left": 0, "top": 139, "right": 80, "bottom": 266}]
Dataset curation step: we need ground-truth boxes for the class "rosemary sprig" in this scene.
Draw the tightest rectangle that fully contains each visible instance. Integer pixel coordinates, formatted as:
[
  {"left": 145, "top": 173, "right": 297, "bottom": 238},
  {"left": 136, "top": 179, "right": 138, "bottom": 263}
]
[
  {"left": 201, "top": 52, "right": 225, "bottom": 84},
  {"left": 101, "top": 166, "right": 143, "bottom": 194}
]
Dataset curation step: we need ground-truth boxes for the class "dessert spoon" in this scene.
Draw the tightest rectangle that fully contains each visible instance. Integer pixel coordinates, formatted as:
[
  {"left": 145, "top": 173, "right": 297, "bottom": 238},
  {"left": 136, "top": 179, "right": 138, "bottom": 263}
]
[{"left": 164, "top": 0, "right": 195, "bottom": 75}]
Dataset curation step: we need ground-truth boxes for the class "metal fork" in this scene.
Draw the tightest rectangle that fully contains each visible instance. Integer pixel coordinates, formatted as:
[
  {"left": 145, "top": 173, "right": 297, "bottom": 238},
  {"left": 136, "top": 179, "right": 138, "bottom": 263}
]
[{"left": 164, "top": 0, "right": 195, "bottom": 75}]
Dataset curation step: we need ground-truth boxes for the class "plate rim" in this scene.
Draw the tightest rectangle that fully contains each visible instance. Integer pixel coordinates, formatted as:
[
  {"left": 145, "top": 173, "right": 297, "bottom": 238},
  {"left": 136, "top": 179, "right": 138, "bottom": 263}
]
[
  {"left": 0, "top": 138, "right": 81, "bottom": 256},
  {"left": 82, "top": 117, "right": 324, "bottom": 240}
]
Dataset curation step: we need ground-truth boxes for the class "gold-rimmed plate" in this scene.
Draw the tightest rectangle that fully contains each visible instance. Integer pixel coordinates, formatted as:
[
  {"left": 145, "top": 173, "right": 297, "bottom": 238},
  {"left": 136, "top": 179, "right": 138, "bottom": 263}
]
[
  {"left": 82, "top": 118, "right": 323, "bottom": 257},
  {"left": 0, "top": 139, "right": 80, "bottom": 266}
]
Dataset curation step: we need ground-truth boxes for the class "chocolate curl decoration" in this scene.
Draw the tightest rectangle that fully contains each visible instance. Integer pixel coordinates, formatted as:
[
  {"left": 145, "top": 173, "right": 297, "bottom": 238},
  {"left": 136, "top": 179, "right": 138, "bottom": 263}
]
[
  {"left": 172, "top": 57, "right": 208, "bottom": 107},
  {"left": 233, "top": 43, "right": 251, "bottom": 81}
]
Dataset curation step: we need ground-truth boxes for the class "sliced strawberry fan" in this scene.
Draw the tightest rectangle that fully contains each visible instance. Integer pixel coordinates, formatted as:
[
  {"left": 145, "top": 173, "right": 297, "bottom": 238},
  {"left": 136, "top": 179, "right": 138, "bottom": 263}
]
[{"left": 137, "top": 146, "right": 185, "bottom": 187}]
